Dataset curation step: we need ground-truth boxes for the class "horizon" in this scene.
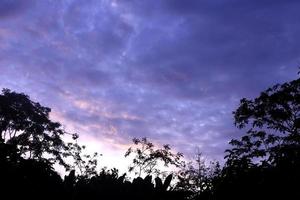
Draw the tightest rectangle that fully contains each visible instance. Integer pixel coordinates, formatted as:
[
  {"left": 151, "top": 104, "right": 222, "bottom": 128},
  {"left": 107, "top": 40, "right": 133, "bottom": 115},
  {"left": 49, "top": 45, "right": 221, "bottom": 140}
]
[{"left": 0, "top": 0, "right": 299, "bottom": 171}]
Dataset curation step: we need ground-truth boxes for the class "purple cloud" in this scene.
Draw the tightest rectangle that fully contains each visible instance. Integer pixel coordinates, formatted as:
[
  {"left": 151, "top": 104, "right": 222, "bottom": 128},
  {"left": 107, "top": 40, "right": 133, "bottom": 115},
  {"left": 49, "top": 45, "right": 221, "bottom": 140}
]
[{"left": 0, "top": 0, "right": 299, "bottom": 165}]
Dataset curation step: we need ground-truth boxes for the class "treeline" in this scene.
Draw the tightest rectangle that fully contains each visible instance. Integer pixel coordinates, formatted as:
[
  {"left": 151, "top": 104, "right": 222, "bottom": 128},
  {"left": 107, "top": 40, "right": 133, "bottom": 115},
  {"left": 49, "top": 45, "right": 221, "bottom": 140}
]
[{"left": 1, "top": 75, "right": 300, "bottom": 200}]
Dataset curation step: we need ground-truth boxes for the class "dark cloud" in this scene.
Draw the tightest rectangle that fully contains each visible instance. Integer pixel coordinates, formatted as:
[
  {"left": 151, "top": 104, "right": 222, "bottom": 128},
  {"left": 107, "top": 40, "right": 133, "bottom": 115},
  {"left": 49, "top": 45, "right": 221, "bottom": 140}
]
[
  {"left": 0, "top": 0, "right": 33, "bottom": 18},
  {"left": 0, "top": 0, "right": 299, "bottom": 162},
  {"left": 120, "top": 0, "right": 300, "bottom": 101}
]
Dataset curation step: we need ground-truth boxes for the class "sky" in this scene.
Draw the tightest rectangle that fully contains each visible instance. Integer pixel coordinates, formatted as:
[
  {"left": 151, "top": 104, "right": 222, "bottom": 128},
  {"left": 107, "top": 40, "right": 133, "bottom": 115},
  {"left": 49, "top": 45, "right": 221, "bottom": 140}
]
[{"left": 0, "top": 0, "right": 299, "bottom": 171}]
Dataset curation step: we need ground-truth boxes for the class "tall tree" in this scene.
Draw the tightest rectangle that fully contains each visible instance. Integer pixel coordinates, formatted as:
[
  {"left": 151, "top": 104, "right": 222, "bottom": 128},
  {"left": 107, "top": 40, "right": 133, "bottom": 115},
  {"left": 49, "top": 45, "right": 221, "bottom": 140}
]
[
  {"left": 175, "top": 150, "right": 220, "bottom": 199},
  {"left": 214, "top": 76, "right": 300, "bottom": 200},
  {"left": 0, "top": 89, "right": 72, "bottom": 167},
  {"left": 226, "top": 78, "right": 300, "bottom": 167},
  {"left": 125, "top": 137, "right": 184, "bottom": 177}
]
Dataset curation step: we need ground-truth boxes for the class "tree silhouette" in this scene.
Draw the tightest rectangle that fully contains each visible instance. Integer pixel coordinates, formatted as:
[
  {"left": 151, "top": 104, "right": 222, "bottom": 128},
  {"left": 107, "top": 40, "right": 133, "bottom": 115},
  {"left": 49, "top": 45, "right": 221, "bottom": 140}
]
[
  {"left": 176, "top": 151, "right": 221, "bottom": 199},
  {"left": 125, "top": 137, "right": 184, "bottom": 177},
  {"left": 0, "top": 88, "right": 72, "bottom": 168},
  {"left": 226, "top": 78, "right": 300, "bottom": 167},
  {"left": 66, "top": 136, "right": 100, "bottom": 178},
  {"left": 217, "top": 76, "right": 300, "bottom": 200}
]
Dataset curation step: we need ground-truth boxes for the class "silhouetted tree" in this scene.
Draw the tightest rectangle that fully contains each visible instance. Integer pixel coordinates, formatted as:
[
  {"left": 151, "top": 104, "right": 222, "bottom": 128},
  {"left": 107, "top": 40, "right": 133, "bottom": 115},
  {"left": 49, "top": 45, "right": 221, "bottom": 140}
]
[
  {"left": 66, "top": 136, "right": 100, "bottom": 178},
  {"left": 125, "top": 137, "right": 184, "bottom": 177},
  {"left": 226, "top": 77, "right": 300, "bottom": 167},
  {"left": 0, "top": 88, "right": 73, "bottom": 168},
  {"left": 218, "top": 76, "right": 300, "bottom": 200},
  {"left": 175, "top": 150, "right": 221, "bottom": 199}
]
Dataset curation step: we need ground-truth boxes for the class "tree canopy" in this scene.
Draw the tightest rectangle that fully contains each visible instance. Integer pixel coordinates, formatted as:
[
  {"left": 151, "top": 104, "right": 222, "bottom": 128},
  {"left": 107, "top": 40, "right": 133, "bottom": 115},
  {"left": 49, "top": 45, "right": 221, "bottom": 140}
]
[
  {"left": 226, "top": 78, "right": 300, "bottom": 167},
  {"left": 0, "top": 88, "right": 71, "bottom": 167},
  {"left": 125, "top": 137, "right": 184, "bottom": 177}
]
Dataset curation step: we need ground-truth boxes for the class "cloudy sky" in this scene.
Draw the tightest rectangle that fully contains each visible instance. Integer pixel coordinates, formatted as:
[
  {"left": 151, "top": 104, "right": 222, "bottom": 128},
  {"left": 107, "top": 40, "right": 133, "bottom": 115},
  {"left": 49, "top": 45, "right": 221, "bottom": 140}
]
[{"left": 0, "top": 0, "right": 299, "bottom": 169}]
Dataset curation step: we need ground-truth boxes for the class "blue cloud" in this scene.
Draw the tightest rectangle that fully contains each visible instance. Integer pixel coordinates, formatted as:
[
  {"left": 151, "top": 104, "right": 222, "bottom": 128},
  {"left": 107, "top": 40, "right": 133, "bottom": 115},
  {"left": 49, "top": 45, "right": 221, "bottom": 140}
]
[{"left": 0, "top": 0, "right": 299, "bottom": 162}]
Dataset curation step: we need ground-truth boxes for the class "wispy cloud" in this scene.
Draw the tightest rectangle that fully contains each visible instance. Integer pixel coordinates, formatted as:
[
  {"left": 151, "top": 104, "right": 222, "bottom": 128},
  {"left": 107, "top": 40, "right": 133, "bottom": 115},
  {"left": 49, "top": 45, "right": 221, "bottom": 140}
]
[{"left": 0, "top": 0, "right": 299, "bottom": 164}]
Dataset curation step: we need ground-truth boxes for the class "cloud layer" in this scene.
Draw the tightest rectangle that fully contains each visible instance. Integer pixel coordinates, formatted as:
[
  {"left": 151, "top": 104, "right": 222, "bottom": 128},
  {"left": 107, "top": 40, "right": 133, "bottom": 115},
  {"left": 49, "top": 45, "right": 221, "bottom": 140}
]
[{"left": 0, "top": 0, "right": 299, "bottom": 164}]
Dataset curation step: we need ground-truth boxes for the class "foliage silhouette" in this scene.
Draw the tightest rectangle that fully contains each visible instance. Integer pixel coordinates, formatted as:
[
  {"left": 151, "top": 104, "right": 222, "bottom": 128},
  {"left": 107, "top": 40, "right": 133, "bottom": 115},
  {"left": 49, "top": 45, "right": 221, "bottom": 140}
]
[
  {"left": 227, "top": 78, "right": 300, "bottom": 167},
  {"left": 0, "top": 88, "right": 73, "bottom": 168},
  {"left": 175, "top": 151, "right": 221, "bottom": 199},
  {"left": 125, "top": 137, "right": 184, "bottom": 177},
  {"left": 215, "top": 77, "right": 300, "bottom": 200},
  {"left": 66, "top": 138, "right": 100, "bottom": 178}
]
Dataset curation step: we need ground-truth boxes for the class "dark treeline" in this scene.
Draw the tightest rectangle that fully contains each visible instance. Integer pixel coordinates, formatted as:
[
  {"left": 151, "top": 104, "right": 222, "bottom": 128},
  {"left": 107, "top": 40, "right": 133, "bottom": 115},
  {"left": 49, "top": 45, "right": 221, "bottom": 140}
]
[{"left": 1, "top": 75, "right": 300, "bottom": 200}]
